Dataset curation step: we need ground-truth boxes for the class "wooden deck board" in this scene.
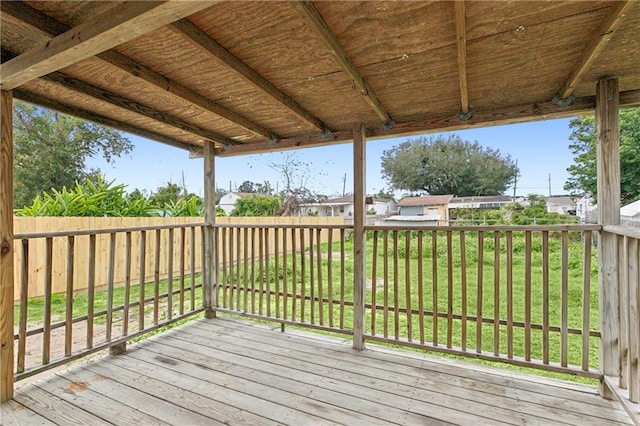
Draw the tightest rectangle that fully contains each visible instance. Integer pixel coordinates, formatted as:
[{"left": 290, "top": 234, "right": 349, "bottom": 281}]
[{"left": 1, "top": 317, "right": 634, "bottom": 426}]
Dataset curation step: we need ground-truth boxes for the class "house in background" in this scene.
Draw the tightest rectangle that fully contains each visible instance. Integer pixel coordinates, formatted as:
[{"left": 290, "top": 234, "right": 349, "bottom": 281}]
[
  {"left": 218, "top": 192, "right": 252, "bottom": 215},
  {"left": 546, "top": 195, "right": 576, "bottom": 215},
  {"left": 576, "top": 195, "right": 597, "bottom": 223},
  {"left": 299, "top": 195, "right": 396, "bottom": 217},
  {"left": 621, "top": 199, "right": 640, "bottom": 227},
  {"left": 393, "top": 195, "right": 453, "bottom": 225},
  {"left": 448, "top": 195, "right": 522, "bottom": 211}
]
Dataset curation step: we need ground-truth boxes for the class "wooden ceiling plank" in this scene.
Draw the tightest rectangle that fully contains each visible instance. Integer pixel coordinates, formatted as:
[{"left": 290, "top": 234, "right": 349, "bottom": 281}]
[
  {"left": 215, "top": 88, "right": 640, "bottom": 157},
  {"left": 289, "top": 0, "right": 393, "bottom": 126},
  {"left": 0, "top": 1, "right": 217, "bottom": 90},
  {"left": 13, "top": 89, "right": 196, "bottom": 152},
  {"left": 557, "top": 1, "right": 635, "bottom": 100},
  {"left": 169, "top": 18, "right": 329, "bottom": 132},
  {"left": 454, "top": 0, "right": 470, "bottom": 116},
  {"left": 40, "top": 71, "right": 236, "bottom": 147},
  {"left": 0, "top": 1, "right": 279, "bottom": 141}
]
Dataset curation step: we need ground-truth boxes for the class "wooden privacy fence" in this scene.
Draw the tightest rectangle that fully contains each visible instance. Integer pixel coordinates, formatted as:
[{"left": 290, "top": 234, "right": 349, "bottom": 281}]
[{"left": 12, "top": 216, "right": 344, "bottom": 301}]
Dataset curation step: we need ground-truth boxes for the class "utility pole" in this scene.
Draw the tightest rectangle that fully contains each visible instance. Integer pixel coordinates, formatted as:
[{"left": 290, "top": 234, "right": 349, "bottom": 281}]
[
  {"left": 548, "top": 173, "right": 552, "bottom": 197},
  {"left": 342, "top": 173, "right": 347, "bottom": 196},
  {"left": 512, "top": 159, "right": 518, "bottom": 201}
]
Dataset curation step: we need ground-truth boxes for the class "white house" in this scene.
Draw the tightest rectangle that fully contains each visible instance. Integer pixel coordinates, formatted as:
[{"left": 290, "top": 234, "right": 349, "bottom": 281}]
[
  {"left": 576, "top": 195, "right": 597, "bottom": 223},
  {"left": 545, "top": 196, "right": 576, "bottom": 215},
  {"left": 218, "top": 192, "right": 252, "bottom": 215},
  {"left": 299, "top": 196, "right": 395, "bottom": 217},
  {"left": 448, "top": 195, "right": 522, "bottom": 210},
  {"left": 621, "top": 200, "right": 640, "bottom": 225}
]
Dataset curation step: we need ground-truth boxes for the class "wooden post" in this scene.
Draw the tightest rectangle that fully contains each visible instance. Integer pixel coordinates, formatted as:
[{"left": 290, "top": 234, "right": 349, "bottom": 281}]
[
  {"left": 596, "top": 78, "right": 620, "bottom": 397},
  {"left": 0, "top": 90, "right": 14, "bottom": 401},
  {"left": 353, "top": 123, "right": 366, "bottom": 350},
  {"left": 203, "top": 141, "right": 216, "bottom": 318}
]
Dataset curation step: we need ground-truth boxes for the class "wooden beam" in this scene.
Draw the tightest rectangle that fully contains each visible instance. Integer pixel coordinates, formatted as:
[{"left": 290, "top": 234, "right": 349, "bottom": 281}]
[
  {"left": 290, "top": 1, "right": 392, "bottom": 125},
  {"left": 0, "top": 1, "right": 278, "bottom": 141},
  {"left": 596, "top": 78, "right": 620, "bottom": 394},
  {"left": 203, "top": 141, "right": 216, "bottom": 319},
  {"left": 215, "top": 88, "right": 640, "bottom": 157},
  {"left": 14, "top": 89, "right": 197, "bottom": 152},
  {"left": 454, "top": 0, "right": 470, "bottom": 115},
  {"left": 0, "top": 90, "right": 14, "bottom": 401},
  {"left": 40, "top": 71, "right": 239, "bottom": 147},
  {"left": 352, "top": 123, "right": 366, "bottom": 350},
  {"left": 169, "top": 19, "right": 329, "bottom": 132},
  {"left": 557, "top": 1, "right": 634, "bottom": 100},
  {"left": 0, "top": 1, "right": 217, "bottom": 90}
]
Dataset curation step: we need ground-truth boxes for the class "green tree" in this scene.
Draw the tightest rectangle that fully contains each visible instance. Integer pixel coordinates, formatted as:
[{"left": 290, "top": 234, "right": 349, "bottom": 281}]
[
  {"left": 564, "top": 107, "right": 640, "bottom": 204},
  {"left": 381, "top": 135, "right": 519, "bottom": 196},
  {"left": 231, "top": 194, "right": 281, "bottom": 217},
  {"left": 237, "top": 180, "right": 274, "bottom": 195},
  {"left": 13, "top": 101, "right": 133, "bottom": 208}
]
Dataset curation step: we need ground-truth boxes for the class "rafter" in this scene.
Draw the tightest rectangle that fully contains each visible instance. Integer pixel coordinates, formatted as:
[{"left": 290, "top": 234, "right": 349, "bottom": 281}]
[
  {"left": 556, "top": 1, "right": 634, "bottom": 101},
  {"left": 0, "top": 1, "right": 216, "bottom": 90},
  {"left": 14, "top": 89, "right": 197, "bottom": 152},
  {"left": 40, "top": 72, "right": 239, "bottom": 147},
  {"left": 169, "top": 19, "right": 329, "bottom": 132},
  {"left": 214, "top": 89, "right": 640, "bottom": 157},
  {"left": 290, "top": 1, "right": 392, "bottom": 126},
  {"left": 454, "top": 0, "right": 470, "bottom": 117},
  {"left": 0, "top": 1, "right": 279, "bottom": 141}
]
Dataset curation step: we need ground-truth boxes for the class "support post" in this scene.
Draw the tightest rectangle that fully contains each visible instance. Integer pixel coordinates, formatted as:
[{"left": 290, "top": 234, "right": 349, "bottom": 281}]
[
  {"left": 203, "top": 141, "right": 216, "bottom": 319},
  {"left": 0, "top": 90, "right": 14, "bottom": 401},
  {"left": 352, "top": 123, "right": 366, "bottom": 350},
  {"left": 596, "top": 78, "right": 620, "bottom": 397}
]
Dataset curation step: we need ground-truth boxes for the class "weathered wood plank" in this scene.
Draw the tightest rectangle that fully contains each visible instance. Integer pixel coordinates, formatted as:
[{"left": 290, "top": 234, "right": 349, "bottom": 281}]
[
  {"left": 0, "top": 90, "right": 13, "bottom": 401},
  {"left": 203, "top": 141, "right": 216, "bottom": 318},
  {"left": 454, "top": 0, "right": 469, "bottom": 114},
  {"left": 0, "top": 399, "right": 55, "bottom": 425},
  {"left": 352, "top": 123, "right": 366, "bottom": 349}
]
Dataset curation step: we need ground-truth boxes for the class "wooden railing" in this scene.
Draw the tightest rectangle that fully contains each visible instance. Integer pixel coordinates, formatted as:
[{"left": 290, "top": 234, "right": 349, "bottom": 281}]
[
  {"left": 213, "top": 224, "right": 354, "bottom": 334},
  {"left": 603, "top": 225, "right": 639, "bottom": 417},
  {"left": 13, "top": 223, "right": 206, "bottom": 381},
  {"left": 363, "top": 225, "right": 601, "bottom": 377}
]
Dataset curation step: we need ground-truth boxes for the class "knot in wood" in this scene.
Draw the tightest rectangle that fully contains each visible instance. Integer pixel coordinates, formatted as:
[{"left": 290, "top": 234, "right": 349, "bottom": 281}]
[{"left": 0, "top": 239, "right": 10, "bottom": 256}]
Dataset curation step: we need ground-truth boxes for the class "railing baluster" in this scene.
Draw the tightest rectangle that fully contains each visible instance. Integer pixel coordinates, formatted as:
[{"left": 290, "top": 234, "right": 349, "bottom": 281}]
[
  {"left": 179, "top": 227, "right": 186, "bottom": 316},
  {"left": 43, "top": 237, "right": 53, "bottom": 365},
  {"left": 309, "top": 228, "right": 315, "bottom": 323},
  {"left": 460, "top": 231, "right": 467, "bottom": 352},
  {"left": 476, "top": 230, "right": 483, "bottom": 354},
  {"left": 620, "top": 235, "right": 630, "bottom": 389},
  {"left": 17, "top": 239, "right": 29, "bottom": 373},
  {"left": 236, "top": 227, "right": 242, "bottom": 313},
  {"left": 327, "top": 228, "right": 333, "bottom": 327},
  {"left": 243, "top": 227, "right": 249, "bottom": 313},
  {"left": 417, "top": 231, "right": 425, "bottom": 344},
  {"left": 393, "top": 230, "right": 399, "bottom": 340},
  {"left": 106, "top": 233, "right": 116, "bottom": 342},
  {"left": 446, "top": 230, "right": 453, "bottom": 348},
  {"left": 87, "top": 234, "right": 96, "bottom": 348},
  {"left": 282, "top": 228, "right": 288, "bottom": 320},
  {"left": 251, "top": 227, "right": 256, "bottom": 314},
  {"left": 382, "top": 230, "right": 389, "bottom": 338},
  {"left": 582, "top": 230, "right": 592, "bottom": 371},
  {"left": 139, "top": 230, "right": 147, "bottom": 330},
  {"left": 300, "top": 228, "right": 306, "bottom": 322},
  {"left": 274, "top": 228, "right": 280, "bottom": 318},
  {"left": 265, "top": 228, "right": 271, "bottom": 318},
  {"left": 316, "top": 228, "right": 323, "bottom": 326},
  {"left": 123, "top": 232, "right": 131, "bottom": 336},
  {"left": 628, "top": 237, "right": 639, "bottom": 402},
  {"left": 493, "top": 231, "right": 500, "bottom": 356},
  {"left": 542, "top": 230, "right": 550, "bottom": 364},
  {"left": 635, "top": 237, "right": 640, "bottom": 403},
  {"left": 291, "top": 228, "right": 298, "bottom": 321},
  {"left": 371, "top": 230, "right": 378, "bottom": 335},
  {"left": 65, "top": 236, "right": 75, "bottom": 357},
  {"left": 222, "top": 228, "right": 229, "bottom": 309},
  {"left": 154, "top": 229, "right": 161, "bottom": 325},
  {"left": 405, "top": 231, "right": 412, "bottom": 342},
  {"left": 167, "top": 228, "right": 174, "bottom": 319},
  {"left": 201, "top": 226, "right": 206, "bottom": 310},
  {"left": 525, "top": 230, "right": 532, "bottom": 361},
  {"left": 506, "top": 231, "right": 513, "bottom": 359},
  {"left": 561, "top": 230, "right": 569, "bottom": 367},
  {"left": 340, "top": 228, "right": 345, "bottom": 330},
  {"left": 190, "top": 227, "right": 196, "bottom": 312},
  {"left": 432, "top": 230, "right": 438, "bottom": 346}
]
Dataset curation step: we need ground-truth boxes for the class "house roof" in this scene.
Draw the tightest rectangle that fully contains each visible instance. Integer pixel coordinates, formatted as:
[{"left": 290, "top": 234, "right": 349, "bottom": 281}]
[
  {"left": 621, "top": 200, "right": 640, "bottom": 217},
  {"left": 1, "top": 2, "right": 639, "bottom": 158},
  {"left": 397, "top": 195, "right": 454, "bottom": 207},
  {"left": 546, "top": 196, "right": 576, "bottom": 208},
  {"left": 449, "top": 195, "right": 515, "bottom": 204}
]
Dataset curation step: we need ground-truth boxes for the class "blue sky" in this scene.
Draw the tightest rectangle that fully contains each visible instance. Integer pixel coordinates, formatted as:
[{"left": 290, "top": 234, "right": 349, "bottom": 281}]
[{"left": 87, "top": 117, "right": 577, "bottom": 199}]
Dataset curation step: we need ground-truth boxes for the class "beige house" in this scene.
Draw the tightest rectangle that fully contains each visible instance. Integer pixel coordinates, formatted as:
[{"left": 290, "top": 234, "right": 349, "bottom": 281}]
[{"left": 396, "top": 195, "right": 453, "bottom": 225}]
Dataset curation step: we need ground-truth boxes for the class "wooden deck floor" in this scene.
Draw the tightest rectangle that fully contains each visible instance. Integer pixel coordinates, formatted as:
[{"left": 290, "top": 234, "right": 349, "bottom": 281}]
[{"left": 1, "top": 317, "right": 633, "bottom": 425}]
